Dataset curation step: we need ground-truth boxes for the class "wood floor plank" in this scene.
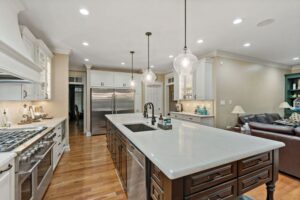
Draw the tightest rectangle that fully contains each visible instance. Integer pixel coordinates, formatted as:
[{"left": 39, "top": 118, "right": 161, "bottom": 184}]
[{"left": 43, "top": 123, "right": 300, "bottom": 200}]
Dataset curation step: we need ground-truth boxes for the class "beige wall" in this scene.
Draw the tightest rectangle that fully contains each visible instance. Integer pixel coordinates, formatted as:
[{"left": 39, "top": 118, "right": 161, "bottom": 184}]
[{"left": 214, "top": 57, "right": 289, "bottom": 128}]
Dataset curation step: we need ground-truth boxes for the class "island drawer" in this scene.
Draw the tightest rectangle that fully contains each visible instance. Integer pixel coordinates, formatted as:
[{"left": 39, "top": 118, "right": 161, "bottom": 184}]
[
  {"left": 238, "top": 151, "right": 272, "bottom": 176},
  {"left": 151, "top": 178, "right": 164, "bottom": 200},
  {"left": 184, "top": 162, "right": 237, "bottom": 195},
  {"left": 238, "top": 165, "right": 272, "bottom": 194},
  {"left": 184, "top": 179, "right": 237, "bottom": 200},
  {"left": 151, "top": 164, "right": 165, "bottom": 188}
]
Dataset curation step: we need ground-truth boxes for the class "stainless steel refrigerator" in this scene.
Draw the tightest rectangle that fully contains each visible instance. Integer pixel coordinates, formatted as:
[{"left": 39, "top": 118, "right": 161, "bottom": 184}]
[{"left": 91, "top": 88, "right": 134, "bottom": 135}]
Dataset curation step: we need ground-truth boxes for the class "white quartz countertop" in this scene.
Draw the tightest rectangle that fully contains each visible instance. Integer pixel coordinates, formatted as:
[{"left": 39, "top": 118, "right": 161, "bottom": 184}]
[
  {"left": 3, "top": 117, "right": 66, "bottom": 129},
  {"left": 0, "top": 152, "right": 16, "bottom": 167},
  {"left": 106, "top": 113, "right": 284, "bottom": 179},
  {"left": 171, "top": 111, "right": 214, "bottom": 118}
]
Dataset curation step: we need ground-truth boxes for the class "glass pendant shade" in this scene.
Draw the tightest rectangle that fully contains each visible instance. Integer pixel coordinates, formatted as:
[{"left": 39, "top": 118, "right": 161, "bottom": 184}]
[
  {"left": 142, "top": 69, "right": 156, "bottom": 84},
  {"left": 173, "top": 48, "right": 198, "bottom": 76},
  {"left": 130, "top": 79, "right": 135, "bottom": 87}
]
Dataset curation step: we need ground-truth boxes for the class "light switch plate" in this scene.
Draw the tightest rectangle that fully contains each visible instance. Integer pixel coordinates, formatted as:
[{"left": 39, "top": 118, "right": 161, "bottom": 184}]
[{"left": 220, "top": 100, "right": 226, "bottom": 105}]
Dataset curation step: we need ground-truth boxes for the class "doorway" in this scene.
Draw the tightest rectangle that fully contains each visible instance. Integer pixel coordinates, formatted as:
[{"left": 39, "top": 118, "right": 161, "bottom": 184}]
[
  {"left": 69, "top": 84, "right": 84, "bottom": 133},
  {"left": 145, "top": 83, "right": 163, "bottom": 115}
]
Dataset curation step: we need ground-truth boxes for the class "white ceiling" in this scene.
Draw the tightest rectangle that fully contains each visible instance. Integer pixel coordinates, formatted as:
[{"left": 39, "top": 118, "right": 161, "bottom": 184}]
[{"left": 19, "top": 0, "right": 300, "bottom": 73}]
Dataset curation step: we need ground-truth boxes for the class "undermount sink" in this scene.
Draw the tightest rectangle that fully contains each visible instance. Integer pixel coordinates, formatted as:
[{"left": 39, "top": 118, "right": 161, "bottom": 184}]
[{"left": 124, "top": 123, "right": 156, "bottom": 132}]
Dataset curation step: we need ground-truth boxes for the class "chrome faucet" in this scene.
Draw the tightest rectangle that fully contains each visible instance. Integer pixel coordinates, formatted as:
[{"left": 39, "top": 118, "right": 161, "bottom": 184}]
[{"left": 143, "top": 102, "right": 156, "bottom": 125}]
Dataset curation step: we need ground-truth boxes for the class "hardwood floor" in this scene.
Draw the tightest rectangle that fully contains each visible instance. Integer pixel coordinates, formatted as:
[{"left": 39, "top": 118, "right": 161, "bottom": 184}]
[
  {"left": 43, "top": 124, "right": 126, "bottom": 200},
  {"left": 44, "top": 124, "right": 300, "bottom": 200}
]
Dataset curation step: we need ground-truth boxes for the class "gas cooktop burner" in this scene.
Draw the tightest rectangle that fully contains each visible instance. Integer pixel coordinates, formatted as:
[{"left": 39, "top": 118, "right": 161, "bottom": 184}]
[{"left": 0, "top": 127, "right": 47, "bottom": 152}]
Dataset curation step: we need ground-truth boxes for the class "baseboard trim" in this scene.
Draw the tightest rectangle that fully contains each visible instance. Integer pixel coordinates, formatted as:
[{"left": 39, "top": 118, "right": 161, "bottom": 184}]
[
  {"left": 86, "top": 131, "right": 92, "bottom": 137},
  {"left": 64, "top": 145, "right": 71, "bottom": 152}
]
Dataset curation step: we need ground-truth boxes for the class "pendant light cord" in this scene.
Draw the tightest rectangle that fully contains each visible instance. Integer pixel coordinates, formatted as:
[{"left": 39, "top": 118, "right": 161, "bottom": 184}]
[
  {"left": 130, "top": 51, "right": 134, "bottom": 80},
  {"left": 146, "top": 32, "right": 152, "bottom": 72},
  {"left": 184, "top": 0, "right": 187, "bottom": 50},
  {"left": 148, "top": 33, "right": 150, "bottom": 71}
]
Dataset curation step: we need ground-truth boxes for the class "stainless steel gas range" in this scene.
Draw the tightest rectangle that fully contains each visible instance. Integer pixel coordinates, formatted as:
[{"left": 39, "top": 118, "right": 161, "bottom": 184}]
[{"left": 0, "top": 127, "right": 56, "bottom": 200}]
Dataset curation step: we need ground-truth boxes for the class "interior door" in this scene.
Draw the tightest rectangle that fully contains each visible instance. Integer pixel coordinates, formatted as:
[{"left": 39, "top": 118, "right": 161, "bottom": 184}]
[{"left": 145, "top": 84, "right": 163, "bottom": 115}]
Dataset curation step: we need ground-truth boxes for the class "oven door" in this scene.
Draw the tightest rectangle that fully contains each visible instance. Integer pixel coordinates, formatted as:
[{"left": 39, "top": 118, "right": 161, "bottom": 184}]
[
  {"left": 35, "top": 143, "right": 54, "bottom": 200},
  {"left": 17, "top": 159, "right": 40, "bottom": 200}
]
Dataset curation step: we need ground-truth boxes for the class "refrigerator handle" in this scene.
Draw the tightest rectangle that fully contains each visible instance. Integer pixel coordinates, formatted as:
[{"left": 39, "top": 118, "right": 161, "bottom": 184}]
[{"left": 111, "top": 98, "right": 114, "bottom": 114}]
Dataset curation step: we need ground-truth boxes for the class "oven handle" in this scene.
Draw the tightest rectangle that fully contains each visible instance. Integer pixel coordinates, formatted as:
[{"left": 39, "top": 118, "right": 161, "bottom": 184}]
[
  {"left": 35, "top": 142, "right": 55, "bottom": 159},
  {"left": 17, "top": 159, "right": 41, "bottom": 176}
]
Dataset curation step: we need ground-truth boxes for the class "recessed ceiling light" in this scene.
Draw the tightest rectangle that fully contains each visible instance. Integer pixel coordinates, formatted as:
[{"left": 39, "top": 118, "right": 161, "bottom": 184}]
[
  {"left": 293, "top": 57, "right": 300, "bottom": 61},
  {"left": 169, "top": 55, "right": 174, "bottom": 58},
  {"left": 150, "top": 65, "right": 154, "bottom": 68},
  {"left": 121, "top": 62, "right": 125, "bottom": 65},
  {"left": 79, "top": 8, "right": 89, "bottom": 16},
  {"left": 84, "top": 58, "right": 89, "bottom": 62},
  {"left": 82, "top": 42, "right": 89, "bottom": 46},
  {"left": 243, "top": 43, "right": 251, "bottom": 47},
  {"left": 233, "top": 18, "right": 243, "bottom": 25},
  {"left": 197, "top": 39, "right": 204, "bottom": 44}
]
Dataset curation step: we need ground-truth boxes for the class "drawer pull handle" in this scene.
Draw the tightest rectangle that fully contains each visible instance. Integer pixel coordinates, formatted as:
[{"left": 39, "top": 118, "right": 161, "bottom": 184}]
[{"left": 0, "top": 164, "right": 12, "bottom": 174}]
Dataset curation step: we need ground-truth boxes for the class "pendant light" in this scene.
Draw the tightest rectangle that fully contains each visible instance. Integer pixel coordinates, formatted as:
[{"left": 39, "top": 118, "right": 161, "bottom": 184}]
[
  {"left": 142, "top": 32, "right": 156, "bottom": 84},
  {"left": 173, "top": 0, "right": 198, "bottom": 76},
  {"left": 130, "top": 51, "right": 135, "bottom": 87}
]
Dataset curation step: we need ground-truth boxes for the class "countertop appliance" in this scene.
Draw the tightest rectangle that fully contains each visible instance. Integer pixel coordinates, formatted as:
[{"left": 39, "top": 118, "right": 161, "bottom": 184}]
[
  {"left": 91, "top": 88, "right": 134, "bottom": 135},
  {"left": 127, "top": 141, "right": 146, "bottom": 200},
  {"left": 0, "top": 127, "right": 55, "bottom": 200}
]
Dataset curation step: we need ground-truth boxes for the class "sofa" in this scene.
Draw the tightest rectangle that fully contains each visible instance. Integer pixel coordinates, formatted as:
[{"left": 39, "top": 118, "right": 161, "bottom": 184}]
[
  {"left": 249, "top": 122, "right": 300, "bottom": 178},
  {"left": 238, "top": 113, "right": 282, "bottom": 125}
]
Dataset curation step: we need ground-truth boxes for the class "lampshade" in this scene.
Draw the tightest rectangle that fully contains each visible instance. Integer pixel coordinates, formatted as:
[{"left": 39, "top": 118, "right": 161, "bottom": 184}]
[
  {"left": 142, "top": 69, "right": 156, "bottom": 84},
  {"left": 232, "top": 105, "right": 245, "bottom": 114},
  {"left": 279, "top": 102, "right": 291, "bottom": 109},
  {"left": 173, "top": 49, "right": 198, "bottom": 76}
]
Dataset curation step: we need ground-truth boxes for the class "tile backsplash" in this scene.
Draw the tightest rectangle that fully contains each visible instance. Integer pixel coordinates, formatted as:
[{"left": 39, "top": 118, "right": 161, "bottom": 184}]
[
  {"left": 179, "top": 100, "right": 214, "bottom": 115},
  {"left": 0, "top": 101, "right": 33, "bottom": 124}
]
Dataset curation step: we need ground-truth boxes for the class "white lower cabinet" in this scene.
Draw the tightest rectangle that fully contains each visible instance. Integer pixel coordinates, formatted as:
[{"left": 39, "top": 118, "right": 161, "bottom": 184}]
[
  {"left": 170, "top": 112, "right": 214, "bottom": 127},
  {"left": 52, "top": 121, "right": 66, "bottom": 170},
  {"left": 0, "top": 158, "right": 15, "bottom": 200}
]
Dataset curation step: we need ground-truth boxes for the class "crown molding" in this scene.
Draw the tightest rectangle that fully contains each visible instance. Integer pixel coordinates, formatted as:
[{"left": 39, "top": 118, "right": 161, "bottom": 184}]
[
  {"left": 85, "top": 64, "right": 93, "bottom": 69},
  {"left": 204, "top": 50, "right": 291, "bottom": 70},
  {"left": 53, "top": 48, "right": 72, "bottom": 55}
]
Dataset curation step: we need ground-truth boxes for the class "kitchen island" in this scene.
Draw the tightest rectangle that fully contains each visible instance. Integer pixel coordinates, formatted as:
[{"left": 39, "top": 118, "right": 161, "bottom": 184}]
[{"left": 106, "top": 113, "right": 284, "bottom": 200}]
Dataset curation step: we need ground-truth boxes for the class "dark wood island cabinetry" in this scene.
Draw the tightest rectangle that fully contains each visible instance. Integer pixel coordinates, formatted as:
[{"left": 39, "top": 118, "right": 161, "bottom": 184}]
[{"left": 106, "top": 119, "right": 280, "bottom": 200}]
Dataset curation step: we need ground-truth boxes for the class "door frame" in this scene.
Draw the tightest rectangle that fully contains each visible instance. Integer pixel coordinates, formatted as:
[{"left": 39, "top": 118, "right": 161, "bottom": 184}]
[{"left": 145, "top": 81, "right": 164, "bottom": 115}]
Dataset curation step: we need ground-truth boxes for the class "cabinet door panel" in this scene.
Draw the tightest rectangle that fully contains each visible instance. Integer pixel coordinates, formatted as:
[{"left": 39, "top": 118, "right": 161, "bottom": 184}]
[
  {"left": 0, "top": 83, "right": 22, "bottom": 100},
  {"left": 90, "top": 70, "right": 114, "bottom": 87},
  {"left": 114, "top": 72, "right": 131, "bottom": 88},
  {"left": 0, "top": 161, "right": 14, "bottom": 200}
]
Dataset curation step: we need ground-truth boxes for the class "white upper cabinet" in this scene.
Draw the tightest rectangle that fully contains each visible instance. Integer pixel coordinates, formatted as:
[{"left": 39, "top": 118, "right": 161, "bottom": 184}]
[
  {"left": 90, "top": 70, "right": 114, "bottom": 87},
  {"left": 0, "top": 83, "right": 22, "bottom": 101},
  {"left": 114, "top": 72, "right": 131, "bottom": 88},
  {"left": 170, "top": 58, "right": 214, "bottom": 100},
  {"left": 90, "top": 70, "right": 140, "bottom": 89},
  {"left": 193, "top": 58, "right": 214, "bottom": 100}
]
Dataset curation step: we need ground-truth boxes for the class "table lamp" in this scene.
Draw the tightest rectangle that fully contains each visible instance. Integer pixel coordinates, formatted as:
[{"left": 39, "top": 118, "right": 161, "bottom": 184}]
[
  {"left": 232, "top": 105, "right": 245, "bottom": 126},
  {"left": 279, "top": 102, "right": 291, "bottom": 109},
  {"left": 279, "top": 101, "right": 291, "bottom": 119}
]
